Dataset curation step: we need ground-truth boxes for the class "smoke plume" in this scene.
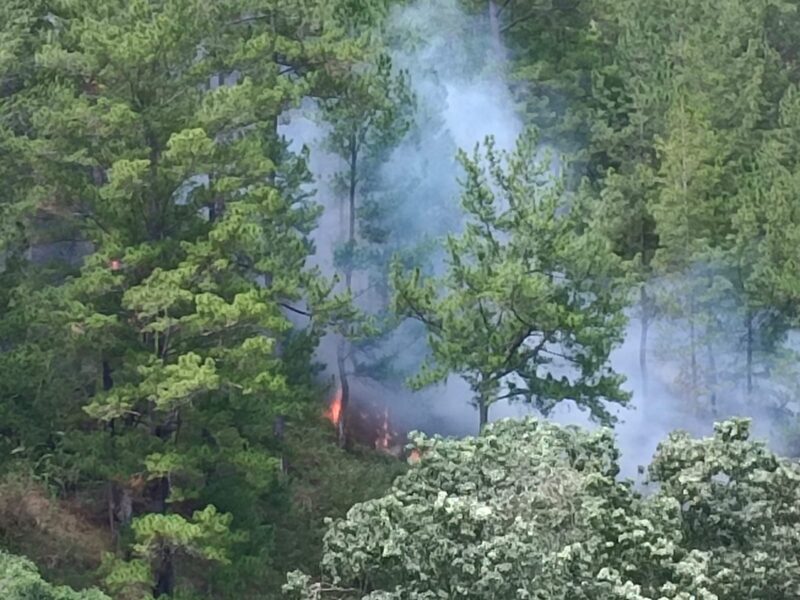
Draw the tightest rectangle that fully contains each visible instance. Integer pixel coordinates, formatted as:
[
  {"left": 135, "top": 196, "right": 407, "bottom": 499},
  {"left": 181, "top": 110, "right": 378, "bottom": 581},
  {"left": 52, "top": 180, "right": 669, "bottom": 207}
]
[{"left": 281, "top": 0, "right": 799, "bottom": 479}]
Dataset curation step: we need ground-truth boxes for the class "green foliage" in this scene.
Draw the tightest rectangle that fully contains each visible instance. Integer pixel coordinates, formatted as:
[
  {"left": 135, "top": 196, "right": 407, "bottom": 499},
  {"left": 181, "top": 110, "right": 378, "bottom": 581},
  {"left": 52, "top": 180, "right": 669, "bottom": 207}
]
[
  {"left": 393, "top": 129, "right": 628, "bottom": 426},
  {"left": 0, "top": 550, "right": 110, "bottom": 600},
  {"left": 103, "top": 506, "right": 240, "bottom": 599},
  {"left": 320, "top": 38, "right": 417, "bottom": 389},
  {"left": 649, "top": 419, "right": 800, "bottom": 598},
  {"left": 4, "top": 0, "right": 800, "bottom": 596},
  {"left": 286, "top": 416, "right": 800, "bottom": 599},
  {"left": 0, "top": 0, "right": 361, "bottom": 595},
  {"left": 586, "top": 0, "right": 800, "bottom": 415},
  {"left": 261, "top": 418, "right": 406, "bottom": 593}
]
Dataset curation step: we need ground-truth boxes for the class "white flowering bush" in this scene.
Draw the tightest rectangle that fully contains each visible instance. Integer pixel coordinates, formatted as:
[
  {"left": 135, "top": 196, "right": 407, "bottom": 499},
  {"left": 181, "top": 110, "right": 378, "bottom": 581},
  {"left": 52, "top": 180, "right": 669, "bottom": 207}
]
[{"left": 285, "top": 417, "right": 800, "bottom": 599}]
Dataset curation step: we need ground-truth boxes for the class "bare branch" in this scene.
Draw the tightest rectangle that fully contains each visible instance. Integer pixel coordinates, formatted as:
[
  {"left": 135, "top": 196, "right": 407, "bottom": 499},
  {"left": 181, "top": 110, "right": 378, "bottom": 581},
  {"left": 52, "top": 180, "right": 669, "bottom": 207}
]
[
  {"left": 500, "top": 1, "right": 581, "bottom": 34},
  {"left": 279, "top": 302, "right": 312, "bottom": 318},
  {"left": 227, "top": 14, "right": 271, "bottom": 27}
]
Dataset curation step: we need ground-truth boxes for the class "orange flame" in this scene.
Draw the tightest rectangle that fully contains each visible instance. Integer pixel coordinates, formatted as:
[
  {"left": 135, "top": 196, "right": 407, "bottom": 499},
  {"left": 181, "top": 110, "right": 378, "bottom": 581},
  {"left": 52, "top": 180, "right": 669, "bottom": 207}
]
[
  {"left": 375, "top": 407, "right": 391, "bottom": 450},
  {"left": 325, "top": 386, "right": 343, "bottom": 427}
]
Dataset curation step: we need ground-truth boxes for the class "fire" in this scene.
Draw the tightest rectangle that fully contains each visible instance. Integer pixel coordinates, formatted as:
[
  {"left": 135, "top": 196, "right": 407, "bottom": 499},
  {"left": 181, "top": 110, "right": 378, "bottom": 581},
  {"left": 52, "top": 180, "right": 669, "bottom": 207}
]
[
  {"left": 324, "top": 386, "right": 343, "bottom": 427},
  {"left": 375, "top": 407, "right": 391, "bottom": 450},
  {"left": 323, "top": 385, "right": 407, "bottom": 459}
]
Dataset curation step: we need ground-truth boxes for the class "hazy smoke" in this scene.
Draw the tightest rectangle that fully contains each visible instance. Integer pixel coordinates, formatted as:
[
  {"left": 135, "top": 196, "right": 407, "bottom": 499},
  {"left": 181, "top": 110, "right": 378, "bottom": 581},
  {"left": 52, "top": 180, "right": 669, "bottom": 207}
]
[
  {"left": 281, "top": 0, "right": 799, "bottom": 479},
  {"left": 280, "top": 0, "right": 523, "bottom": 399}
]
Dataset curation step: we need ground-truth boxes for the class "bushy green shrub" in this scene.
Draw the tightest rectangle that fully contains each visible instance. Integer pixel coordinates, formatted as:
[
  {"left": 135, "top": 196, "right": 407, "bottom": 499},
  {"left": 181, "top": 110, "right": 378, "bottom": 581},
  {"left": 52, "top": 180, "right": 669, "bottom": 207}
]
[
  {"left": 286, "top": 417, "right": 800, "bottom": 599},
  {"left": 0, "top": 550, "right": 110, "bottom": 599}
]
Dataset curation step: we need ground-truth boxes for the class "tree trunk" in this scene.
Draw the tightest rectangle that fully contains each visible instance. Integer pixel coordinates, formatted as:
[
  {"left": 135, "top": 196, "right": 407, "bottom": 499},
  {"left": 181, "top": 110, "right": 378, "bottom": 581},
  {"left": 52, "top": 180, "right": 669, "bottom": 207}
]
[
  {"left": 153, "top": 476, "right": 170, "bottom": 516},
  {"left": 104, "top": 361, "right": 118, "bottom": 547},
  {"left": 746, "top": 309, "right": 754, "bottom": 398},
  {"left": 152, "top": 476, "right": 174, "bottom": 597},
  {"left": 335, "top": 134, "right": 358, "bottom": 450},
  {"left": 273, "top": 416, "right": 287, "bottom": 474},
  {"left": 118, "top": 486, "right": 133, "bottom": 528},
  {"left": 107, "top": 482, "right": 117, "bottom": 548},
  {"left": 488, "top": 0, "right": 502, "bottom": 58},
  {"left": 151, "top": 415, "right": 174, "bottom": 597},
  {"left": 478, "top": 399, "right": 489, "bottom": 431},
  {"left": 345, "top": 135, "right": 357, "bottom": 293},
  {"left": 705, "top": 336, "right": 718, "bottom": 417},
  {"left": 639, "top": 285, "right": 649, "bottom": 398},
  {"left": 689, "top": 311, "right": 697, "bottom": 403},
  {"left": 336, "top": 344, "right": 350, "bottom": 449},
  {"left": 153, "top": 547, "right": 174, "bottom": 598},
  {"left": 102, "top": 360, "right": 114, "bottom": 391}
]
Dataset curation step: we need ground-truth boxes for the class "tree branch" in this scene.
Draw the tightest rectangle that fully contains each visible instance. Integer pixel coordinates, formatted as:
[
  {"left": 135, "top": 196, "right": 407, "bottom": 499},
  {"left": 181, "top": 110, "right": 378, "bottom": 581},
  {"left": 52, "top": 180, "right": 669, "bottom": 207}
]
[
  {"left": 489, "top": 330, "right": 550, "bottom": 384},
  {"left": 396, "top": 287, "right": 442, "bottom": 333},
  {"left": 499, "top": 1, "right": 581, "bottom": 34},
  {"left": 279, "top": 302, "right": 312, "bottom": 318},
  {"left": 227, "top": 14, "right": 271, "bottom": 27},
  {"left": 497, "top": 0, "right": 516, "bottom": 16}
]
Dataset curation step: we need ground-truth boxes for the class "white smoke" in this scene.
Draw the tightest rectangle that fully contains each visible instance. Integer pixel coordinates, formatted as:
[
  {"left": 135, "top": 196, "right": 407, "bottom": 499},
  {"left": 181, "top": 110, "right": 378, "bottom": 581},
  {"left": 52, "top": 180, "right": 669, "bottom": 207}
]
[
  {"left": 279, "top": 0, "right": 522, "bottom": 383},
  {"left": 280, "top": 0, "right": 799, "bottom": 479}
]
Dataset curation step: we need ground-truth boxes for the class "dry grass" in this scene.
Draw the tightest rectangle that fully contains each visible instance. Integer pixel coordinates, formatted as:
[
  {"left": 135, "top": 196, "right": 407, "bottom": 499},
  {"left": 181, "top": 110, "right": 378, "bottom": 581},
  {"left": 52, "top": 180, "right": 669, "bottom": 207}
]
[{"left": 0, "top": 475, "right": 111, "bottom": 588}]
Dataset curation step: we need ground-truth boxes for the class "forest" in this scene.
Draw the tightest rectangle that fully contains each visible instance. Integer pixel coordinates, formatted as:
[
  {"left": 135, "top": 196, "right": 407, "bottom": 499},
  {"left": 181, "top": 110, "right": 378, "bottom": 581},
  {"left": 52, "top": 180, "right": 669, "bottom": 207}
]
[{"left": 1, "top": 0, "right": 800, "bottom": 598}]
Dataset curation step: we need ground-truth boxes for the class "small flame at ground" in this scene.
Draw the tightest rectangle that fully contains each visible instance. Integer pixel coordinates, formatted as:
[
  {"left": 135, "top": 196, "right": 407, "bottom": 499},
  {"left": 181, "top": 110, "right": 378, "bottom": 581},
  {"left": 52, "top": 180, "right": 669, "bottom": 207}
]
[
  {"left": 375, "top": 407, "right": 391, "bottom": 450},
  {"left": 323, "top": 386, "right": 406, "bottom": 459},
  {"left": 325, "top": 386, "right": 343, "bottom": 427}
]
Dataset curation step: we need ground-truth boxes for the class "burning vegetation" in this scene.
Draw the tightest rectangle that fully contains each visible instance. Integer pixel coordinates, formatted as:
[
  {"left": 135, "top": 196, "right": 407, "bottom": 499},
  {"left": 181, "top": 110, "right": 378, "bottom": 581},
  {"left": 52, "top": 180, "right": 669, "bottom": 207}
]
[
  {"left": 324, "top": 386, "right": 343, "bottom": 427},
  {"left": 324, "top": 384, "right": 406, "bottom": 459}
]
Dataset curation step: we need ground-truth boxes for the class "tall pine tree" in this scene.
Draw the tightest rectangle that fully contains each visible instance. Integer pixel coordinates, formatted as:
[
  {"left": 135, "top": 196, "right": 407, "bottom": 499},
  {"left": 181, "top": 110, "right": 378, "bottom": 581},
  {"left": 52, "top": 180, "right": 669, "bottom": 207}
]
[
  {"left": 393, "top": 130, "right": 628, "bottom": 429},
  {"left": 0, "top": 0, "right": 359, "bottom": 596}
]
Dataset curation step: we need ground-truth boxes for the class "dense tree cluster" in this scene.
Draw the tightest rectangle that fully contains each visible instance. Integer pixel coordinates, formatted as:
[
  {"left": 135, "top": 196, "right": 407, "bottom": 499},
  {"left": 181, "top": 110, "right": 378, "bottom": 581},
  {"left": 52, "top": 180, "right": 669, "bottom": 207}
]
[
  {"left": 0, "top": 0, "right": 365, "bottom": 596},
  {"left": 393, "top": 131, "right": 627, "bottom": 427},
  {"left": 0, "top": 550, "right": 109, "bottom": 600},
  {"left": 286, "top": 417, "right": 800, "bottom": 599}
]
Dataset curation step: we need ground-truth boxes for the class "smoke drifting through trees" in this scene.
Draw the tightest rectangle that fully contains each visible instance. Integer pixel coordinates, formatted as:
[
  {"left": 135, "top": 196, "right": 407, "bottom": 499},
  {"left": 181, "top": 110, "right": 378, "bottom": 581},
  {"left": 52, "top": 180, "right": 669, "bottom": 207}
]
[
  {"left": 283, "top": 0, "right": 799, "bottom": 477},
  {"left": 281, "top": 0, "right": 523, "bottom": 437}
]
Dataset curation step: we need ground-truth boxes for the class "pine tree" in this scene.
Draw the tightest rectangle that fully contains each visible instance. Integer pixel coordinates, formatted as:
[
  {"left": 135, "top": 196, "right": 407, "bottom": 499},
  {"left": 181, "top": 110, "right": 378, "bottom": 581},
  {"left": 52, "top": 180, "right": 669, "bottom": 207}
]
[
  {"left": 646, "top": 0, "right": 785, "bottom": 411},
  {"left": 591, "top": 0, "right": 791, "bottom": 413},
  {"left": 649, "top": 87, "right": 725, "bottom": 406},
  {"left": 393, "top": 129, "right": 628, "bottom": 430},
  {"left": 321, "top": 59, "right": 412, "bottom": 347},
  {"left": 587, "top": 0, "right": 683, "bottom": 396},
  {"left": 731, "top": 83, "right": 800, "bottom": 423},
  {"left": 311, "top": 0, "right": 415, "bottom": 445},
  {"left": 0, "top": 0, "right": 356, "bottom": 595}
]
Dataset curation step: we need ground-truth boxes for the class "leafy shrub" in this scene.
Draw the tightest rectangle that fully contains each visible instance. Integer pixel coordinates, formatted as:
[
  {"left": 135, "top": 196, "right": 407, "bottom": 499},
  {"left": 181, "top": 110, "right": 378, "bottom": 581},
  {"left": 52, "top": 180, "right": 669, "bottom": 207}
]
[
  {"left": 286, "top": 417, "right": 800, "bottom": 599},
  {"left": 0, "top": 549, "right": 110, "bottom": 599}
]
